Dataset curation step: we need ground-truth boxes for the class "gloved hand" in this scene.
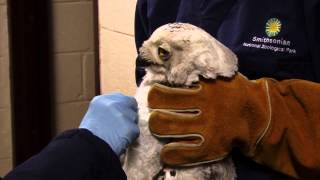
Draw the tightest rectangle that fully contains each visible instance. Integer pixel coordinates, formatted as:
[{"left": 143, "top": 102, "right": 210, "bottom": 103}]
[
  {"left": 148, "top": 73, "right": 320, "bottom": 179},
  {"left": 80, "top": 93, "right": 139, "bottom": 156}
]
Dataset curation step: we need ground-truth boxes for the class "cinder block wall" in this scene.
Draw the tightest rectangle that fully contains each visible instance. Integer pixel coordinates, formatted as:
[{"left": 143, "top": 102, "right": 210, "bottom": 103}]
[
  {"left": 0, "top": 0, "right": 12, "bottom": 176},
  {"left": 52, "top": 0, "right": 97, "bottom": 134},
  {"left": 99, "top": 0, "right": 137, "bottom": 95},
  {"left": 0, "top": 0, "right": 97, "bottom": 176}
]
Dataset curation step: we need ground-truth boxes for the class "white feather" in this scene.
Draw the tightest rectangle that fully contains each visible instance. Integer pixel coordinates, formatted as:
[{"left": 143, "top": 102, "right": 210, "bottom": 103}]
[{"left": 123, "top": 23, "right": 238, "bottom": 180}]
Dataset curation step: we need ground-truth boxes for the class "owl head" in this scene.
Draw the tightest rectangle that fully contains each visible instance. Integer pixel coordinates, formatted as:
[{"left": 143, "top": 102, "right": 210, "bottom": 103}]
[{"left": 139, "top": 23, "right": 238, "bottom": 86}]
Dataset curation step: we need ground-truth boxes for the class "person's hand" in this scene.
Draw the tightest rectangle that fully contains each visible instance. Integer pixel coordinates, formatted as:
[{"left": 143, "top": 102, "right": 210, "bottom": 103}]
[
  {"left": 148, "top": 73, "right": 320, "bottom": 179},
  {"left": 80, "top": 93, "right": 139, "bottom": 156},
  {"left": 148, "top": 73, "right": 268, "bottom": 165}
]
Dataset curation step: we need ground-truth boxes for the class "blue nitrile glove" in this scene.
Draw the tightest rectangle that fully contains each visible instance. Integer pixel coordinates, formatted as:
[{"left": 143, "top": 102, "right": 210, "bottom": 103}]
[{"left": 79, "top": 93, "right": 140, "bottom": 156}]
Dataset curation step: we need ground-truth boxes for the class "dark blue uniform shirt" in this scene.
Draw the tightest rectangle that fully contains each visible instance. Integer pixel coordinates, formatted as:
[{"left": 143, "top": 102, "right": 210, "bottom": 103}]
[
  {"left": 134, "top": 0, "right": 319, "bottom": 179},
  {"left": 135, "top": 0, "right": 320, "bottom": 85}
]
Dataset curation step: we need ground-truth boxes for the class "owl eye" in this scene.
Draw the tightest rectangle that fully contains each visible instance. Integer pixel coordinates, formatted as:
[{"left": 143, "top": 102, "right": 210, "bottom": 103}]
[{"left": 158, "top": 47, "right": 171, "bottom": 61}]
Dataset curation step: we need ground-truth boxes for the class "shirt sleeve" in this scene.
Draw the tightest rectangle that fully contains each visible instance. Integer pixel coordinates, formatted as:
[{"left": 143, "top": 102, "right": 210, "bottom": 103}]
[{"left": 3, "top": 129, "right": 126, "bottom": 180}]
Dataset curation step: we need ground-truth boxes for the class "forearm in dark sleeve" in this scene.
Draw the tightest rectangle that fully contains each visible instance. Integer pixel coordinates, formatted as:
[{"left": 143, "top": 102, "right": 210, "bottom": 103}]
[{"left": 4, "top": 129, "right": 126, "bottom": 180}]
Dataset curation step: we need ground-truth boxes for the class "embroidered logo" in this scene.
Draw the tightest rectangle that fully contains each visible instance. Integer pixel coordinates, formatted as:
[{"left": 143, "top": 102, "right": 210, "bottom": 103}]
[
  {"left": 241, "top": 17, "right": 296, "bottom": 54},
  {"left": 265, "top": 18, "right": 281, "bottom": 37}
]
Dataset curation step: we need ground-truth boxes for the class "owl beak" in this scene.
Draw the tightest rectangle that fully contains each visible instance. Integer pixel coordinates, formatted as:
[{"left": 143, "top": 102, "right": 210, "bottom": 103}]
[
  {"left": 138, "top": 54, "right": 161, "bottom": 66},
  {"left": 137, "top": 55, "right": 153, "bottom": 66}
]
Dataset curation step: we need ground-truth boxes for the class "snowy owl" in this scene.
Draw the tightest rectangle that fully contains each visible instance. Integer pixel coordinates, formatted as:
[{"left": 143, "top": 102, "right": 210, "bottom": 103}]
[{"left": 123, "top": 23, "right": 238, "bottom": 180}]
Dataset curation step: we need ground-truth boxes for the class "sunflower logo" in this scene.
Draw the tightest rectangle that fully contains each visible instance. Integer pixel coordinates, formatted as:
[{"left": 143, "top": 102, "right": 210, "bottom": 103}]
[{"left": 265, "top": 18, "right": 282, "bottom": 37}]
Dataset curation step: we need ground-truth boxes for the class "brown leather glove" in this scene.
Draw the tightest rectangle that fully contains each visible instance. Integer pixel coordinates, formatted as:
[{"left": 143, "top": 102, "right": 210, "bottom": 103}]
[{"left": 148, "top": 73, "right": 320, "bottom": 179}]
